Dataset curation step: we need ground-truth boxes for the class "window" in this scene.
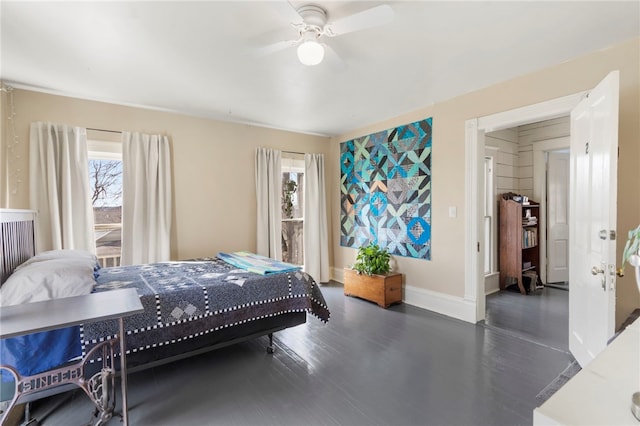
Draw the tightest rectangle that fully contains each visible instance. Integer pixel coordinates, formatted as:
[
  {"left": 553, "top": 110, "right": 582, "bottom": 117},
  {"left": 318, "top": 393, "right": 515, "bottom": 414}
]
[
  {"left": 88, "top": 140, "right": 123, "bottom": 267},
  {"left": 281, "top": 156, "right": 304, "bottom": 265},
  {"left": 483, "top": 155, "right": 495, "bottom": 275}
]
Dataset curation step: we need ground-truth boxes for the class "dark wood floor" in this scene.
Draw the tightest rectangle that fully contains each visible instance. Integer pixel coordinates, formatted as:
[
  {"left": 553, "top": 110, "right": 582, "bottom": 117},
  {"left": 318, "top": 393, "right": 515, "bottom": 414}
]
[
  {"left": 30, "top": 283, "right": 574, "bottom": 426},
  {"left": 484, "top": 286, "right": 569, "bottom": 353}
]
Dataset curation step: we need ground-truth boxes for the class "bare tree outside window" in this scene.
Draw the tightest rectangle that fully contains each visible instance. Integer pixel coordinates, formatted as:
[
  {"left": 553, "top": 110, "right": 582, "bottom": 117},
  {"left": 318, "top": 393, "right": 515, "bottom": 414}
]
[
  {"left": 90, "top": 160, "right": 122, "bottom": 206},
  {"left": 89, "top": 159, "right": 123, "bottom": 267}
]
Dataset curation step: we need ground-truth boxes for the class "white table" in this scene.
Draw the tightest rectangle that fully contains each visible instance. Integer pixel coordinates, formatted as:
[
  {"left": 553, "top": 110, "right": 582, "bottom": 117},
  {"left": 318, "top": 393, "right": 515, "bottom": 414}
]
[
  {"left": 0, "top": 289, "right": 143, "bottom": 425},
  {"left": 534, "top": 318, "right": 640, "bottom": 425}
]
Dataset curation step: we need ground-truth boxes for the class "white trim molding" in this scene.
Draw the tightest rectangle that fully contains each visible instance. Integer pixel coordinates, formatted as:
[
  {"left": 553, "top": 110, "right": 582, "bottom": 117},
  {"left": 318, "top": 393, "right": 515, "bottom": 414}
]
[
  {"left": 465, "top": 118, "right": 482, "bottom": 321},
  {"left": 478, "top": 92, "right": 586, "bottom": 132},
  {"left": 0, "top": 209, "right": 37, "bottom": 223},
  {"left": 465, "top": 91, "right": 587, "bottom": 323},
  {"left": 331, "top": 266, "right": 345, "bottom": 283},
  {"left": 404, "top": 284, "right": 477, "bottom": 323}
]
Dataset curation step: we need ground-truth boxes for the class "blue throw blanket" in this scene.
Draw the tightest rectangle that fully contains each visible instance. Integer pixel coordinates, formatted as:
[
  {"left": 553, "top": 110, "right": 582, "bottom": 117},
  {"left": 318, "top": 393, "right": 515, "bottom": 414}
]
[{"left": 217, "top": 251, "right": 301, "bottom": 275}]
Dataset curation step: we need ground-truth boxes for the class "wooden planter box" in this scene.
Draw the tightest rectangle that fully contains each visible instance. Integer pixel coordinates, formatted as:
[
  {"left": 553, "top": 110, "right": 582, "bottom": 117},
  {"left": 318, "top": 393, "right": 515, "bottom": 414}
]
[{"left": 343, "top": 268, "right": 403, "bottom": 308}]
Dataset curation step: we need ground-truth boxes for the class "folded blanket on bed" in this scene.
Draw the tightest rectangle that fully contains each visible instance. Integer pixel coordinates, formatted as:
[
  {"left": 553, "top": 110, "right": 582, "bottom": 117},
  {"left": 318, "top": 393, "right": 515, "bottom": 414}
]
[{"left": 217, "top": 251, "right": 302, "bottom": 275}]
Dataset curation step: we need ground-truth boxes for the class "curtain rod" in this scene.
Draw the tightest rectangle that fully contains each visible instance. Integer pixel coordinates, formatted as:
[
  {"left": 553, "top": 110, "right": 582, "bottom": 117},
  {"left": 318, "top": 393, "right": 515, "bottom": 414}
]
[
  {"left": 282, "top": 150, "right": 305, "bottom": 155},
  {"left": 87, "top": 127, "right": 122, "bottom": 134}
]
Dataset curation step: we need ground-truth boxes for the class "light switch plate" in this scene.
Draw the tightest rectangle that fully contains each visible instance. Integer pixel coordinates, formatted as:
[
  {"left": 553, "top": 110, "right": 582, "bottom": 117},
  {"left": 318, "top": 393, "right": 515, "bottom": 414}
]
[{"left": 449, "top": 206, "right": 457, "bottom": 218}]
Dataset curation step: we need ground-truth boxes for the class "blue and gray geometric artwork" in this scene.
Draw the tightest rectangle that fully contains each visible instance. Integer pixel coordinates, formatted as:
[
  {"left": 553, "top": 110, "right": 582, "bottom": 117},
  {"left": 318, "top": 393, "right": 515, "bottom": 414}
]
[{"left": 340, "top": 117, "right": 432, "bottom": 260}]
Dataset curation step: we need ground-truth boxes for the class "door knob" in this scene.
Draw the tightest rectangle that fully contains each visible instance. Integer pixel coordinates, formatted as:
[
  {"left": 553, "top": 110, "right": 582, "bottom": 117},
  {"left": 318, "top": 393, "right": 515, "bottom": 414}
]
[{"left": 591, "top": 266, "right": 604, "bottom": 275}]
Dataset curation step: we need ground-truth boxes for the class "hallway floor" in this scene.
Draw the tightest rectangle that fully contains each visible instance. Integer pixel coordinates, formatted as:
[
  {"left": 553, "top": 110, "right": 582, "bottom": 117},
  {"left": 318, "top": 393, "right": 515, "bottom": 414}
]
[{"left": 484, "top": 286, "right": 569, "bottom": 353}]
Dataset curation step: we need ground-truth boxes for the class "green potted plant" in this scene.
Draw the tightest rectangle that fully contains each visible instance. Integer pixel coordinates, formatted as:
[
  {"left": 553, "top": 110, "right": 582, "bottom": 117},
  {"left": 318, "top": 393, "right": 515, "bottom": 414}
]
[
  {"left": 620, "top": 224, "right": 640, "bottom": 290},
  {"left": 344, "top": 242, "right": 402, "bottom": 308},
  {"left": 353, "top": 242, "right": 391, "bottom": 275}
]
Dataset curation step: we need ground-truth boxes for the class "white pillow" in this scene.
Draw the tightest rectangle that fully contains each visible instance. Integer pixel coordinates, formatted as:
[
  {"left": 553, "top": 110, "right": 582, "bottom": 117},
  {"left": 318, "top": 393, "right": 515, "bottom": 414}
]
[
  {"left": 0, "top": 257, "right": 96, "bottom": 307},
  {"left": 15, "top": 249, "right": 98, "bottom": 271}
]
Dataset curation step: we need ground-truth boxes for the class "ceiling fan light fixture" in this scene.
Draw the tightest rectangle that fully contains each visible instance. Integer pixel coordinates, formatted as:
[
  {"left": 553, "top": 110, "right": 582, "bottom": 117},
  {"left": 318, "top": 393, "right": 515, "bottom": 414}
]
[{"left": 297, "top": 40, "right": 324, "bottom": 66}]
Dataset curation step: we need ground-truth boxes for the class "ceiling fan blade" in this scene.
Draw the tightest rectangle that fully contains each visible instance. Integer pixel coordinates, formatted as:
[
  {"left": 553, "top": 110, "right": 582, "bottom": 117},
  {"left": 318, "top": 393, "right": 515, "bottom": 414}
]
[
  {"left": 256, "top": 39, "right": 299, "bottom": 57},
  {"left": 249, "top": 2, "right": 303, "bottom": 57},
  {"left": 323, "top": 44, "right": 347, "bottom": 72},
  {"left": 279, "top": 1, "right": 305, "bottom": 24},
  {"left": 327, "top": 4, "right": 394, "bottom": 36}
]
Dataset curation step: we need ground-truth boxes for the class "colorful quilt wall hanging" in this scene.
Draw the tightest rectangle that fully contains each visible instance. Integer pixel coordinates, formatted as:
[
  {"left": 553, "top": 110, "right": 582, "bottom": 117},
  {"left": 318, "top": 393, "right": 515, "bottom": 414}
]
[{"left": 340, "top": 117, "right": 432, "bottom": 260}]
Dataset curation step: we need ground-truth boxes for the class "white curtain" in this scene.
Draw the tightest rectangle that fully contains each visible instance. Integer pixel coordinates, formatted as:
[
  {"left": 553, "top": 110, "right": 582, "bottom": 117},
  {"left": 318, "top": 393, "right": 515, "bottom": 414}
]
[
  {"left": 121, "top": 132, "right": 172, "bottom": 265},
  {"left": 303, "top": 153, "right": 329, "bottom": 283},
  {"left": 29, "top": 122, "right": 95, "bottom": 253},
  {"left": 255, "top": 147, "right": 282, "bottom": 259}
]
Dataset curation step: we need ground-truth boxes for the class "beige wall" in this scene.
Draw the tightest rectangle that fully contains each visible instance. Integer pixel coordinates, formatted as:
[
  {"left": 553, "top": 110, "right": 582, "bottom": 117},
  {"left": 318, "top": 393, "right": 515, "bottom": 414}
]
[
  {"left": 330, "top": 37, "right": 640, "bottom": 327},
  {"left": 2, "top": 37, "right": 638, "bottom": 326},
  {"left": 0, "top": 90, "right": 332, "bottom": 262}
]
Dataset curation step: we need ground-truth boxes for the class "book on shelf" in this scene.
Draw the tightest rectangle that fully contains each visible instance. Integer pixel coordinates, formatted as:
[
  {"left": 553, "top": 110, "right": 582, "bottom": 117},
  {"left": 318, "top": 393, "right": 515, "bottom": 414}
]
[{"left": 522, "top": 228, "right": 538, "bottom": 248}]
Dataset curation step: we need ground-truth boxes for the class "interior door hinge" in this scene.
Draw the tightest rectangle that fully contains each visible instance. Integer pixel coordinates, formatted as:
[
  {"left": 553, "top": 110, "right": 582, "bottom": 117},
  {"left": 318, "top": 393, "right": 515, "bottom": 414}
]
[{"left": 477, "top": 242, "right": 480, "bottom": 252}]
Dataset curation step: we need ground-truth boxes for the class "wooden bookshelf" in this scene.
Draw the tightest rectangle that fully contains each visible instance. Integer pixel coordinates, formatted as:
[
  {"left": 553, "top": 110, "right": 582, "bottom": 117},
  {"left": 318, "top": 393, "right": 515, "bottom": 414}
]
[{"left": 499, "top": 198, "right": 540, "bottom": 295}]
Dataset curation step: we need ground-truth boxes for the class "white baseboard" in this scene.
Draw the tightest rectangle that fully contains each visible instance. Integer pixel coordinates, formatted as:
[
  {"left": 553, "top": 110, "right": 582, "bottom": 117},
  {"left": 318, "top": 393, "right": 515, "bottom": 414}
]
[
  {"left": 331, "top": 266, "right": 346, "bottom": 283},
  {"left": 403, "top": 284, "right": 477, "bottom": 324},
  {"left": 485, "top": 287, "right": 500, "bottom": 296},
  {"left": 484, "top": 272, "right": 500, "bottom": 296},
  {"left": 330, "top": 267, "right": 476, "bottom": 324}
]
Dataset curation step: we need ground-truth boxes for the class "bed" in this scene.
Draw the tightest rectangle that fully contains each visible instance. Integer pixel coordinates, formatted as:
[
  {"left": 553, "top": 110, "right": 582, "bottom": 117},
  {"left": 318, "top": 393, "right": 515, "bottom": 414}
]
[{"left": 0, "top": 209, "right": 330, "bottom": 423}]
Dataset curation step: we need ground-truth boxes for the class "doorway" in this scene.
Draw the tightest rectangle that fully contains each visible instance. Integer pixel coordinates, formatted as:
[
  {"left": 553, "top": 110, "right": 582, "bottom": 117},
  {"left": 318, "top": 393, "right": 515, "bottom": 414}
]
[
  {"left": 483, "top": 120, "right": 571, "bottom": 348},
  {"left": 484, "top": 121, "right": 571, "bottom": 286},
  {"left": 468, "top": 72, "right": 620, "bottom": 367},
  {"left": 464, "top": 91, "right": 587, "bottom": 322}
]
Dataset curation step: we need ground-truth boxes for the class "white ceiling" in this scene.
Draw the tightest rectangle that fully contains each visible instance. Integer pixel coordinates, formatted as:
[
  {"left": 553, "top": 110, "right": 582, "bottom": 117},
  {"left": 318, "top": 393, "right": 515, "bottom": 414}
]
[{"left": 1, "top": 1, "right": 639, "bottom": 137}]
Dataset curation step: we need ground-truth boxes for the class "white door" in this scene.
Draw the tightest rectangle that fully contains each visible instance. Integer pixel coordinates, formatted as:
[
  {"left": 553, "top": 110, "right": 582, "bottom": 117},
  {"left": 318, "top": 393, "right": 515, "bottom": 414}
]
[
  {"left": 547, "top": 150, "right": 570, "bottom": 283},
  {"left": 569, "top": 71, "right": 619, "bottom": 368}
]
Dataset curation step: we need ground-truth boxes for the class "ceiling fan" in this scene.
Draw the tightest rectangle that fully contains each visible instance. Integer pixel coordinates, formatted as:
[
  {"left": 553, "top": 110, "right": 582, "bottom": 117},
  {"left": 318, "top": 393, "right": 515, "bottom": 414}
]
[{"left": 259, "top": 3, "right": 394, "bottom": 66}]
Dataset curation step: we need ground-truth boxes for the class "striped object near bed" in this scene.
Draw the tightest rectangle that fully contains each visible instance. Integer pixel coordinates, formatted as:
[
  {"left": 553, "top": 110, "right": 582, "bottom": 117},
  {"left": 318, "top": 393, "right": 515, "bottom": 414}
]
[
  {"left": 0, "top": 210, "right": 37, "bottom": 285},
  {"left": 217, "top": 251, "right": 302, "bottom": 275}
]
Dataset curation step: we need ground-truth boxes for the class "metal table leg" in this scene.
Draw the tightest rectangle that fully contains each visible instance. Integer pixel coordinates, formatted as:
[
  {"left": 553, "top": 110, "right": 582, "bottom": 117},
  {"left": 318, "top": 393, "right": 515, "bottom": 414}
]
[{"left": 119, "top": 317, "right": 129, "bottom": 426}]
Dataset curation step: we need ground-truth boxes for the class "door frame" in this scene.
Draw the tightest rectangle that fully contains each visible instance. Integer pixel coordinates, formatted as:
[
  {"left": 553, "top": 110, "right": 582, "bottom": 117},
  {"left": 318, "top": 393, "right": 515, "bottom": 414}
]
[
  {"left": 465, "top": 92, "right": 587, "bottom": 322},
  {"left": 532, "top": 138, "right": 570, "bottom": 284}
]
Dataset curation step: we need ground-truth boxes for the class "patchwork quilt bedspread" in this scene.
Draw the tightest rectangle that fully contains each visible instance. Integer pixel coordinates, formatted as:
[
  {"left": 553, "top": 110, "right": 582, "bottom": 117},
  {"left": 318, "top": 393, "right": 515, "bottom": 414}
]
[{"left": 82, "top": 257, "right": 330, "bottom": 356}]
